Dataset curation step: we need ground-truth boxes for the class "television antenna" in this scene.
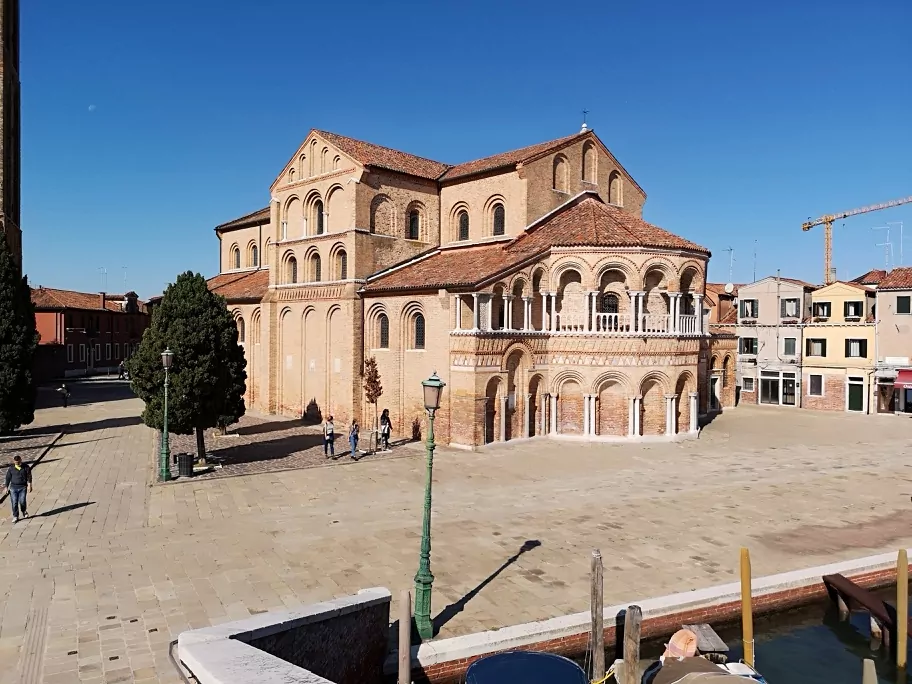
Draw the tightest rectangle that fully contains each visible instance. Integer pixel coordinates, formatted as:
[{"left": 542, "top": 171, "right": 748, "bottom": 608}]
[
  {"left": 722, "top": 247, "right": 735, "bottom": 281},
  {"left": 872, "top": 225, "right": 894, "bottom": 271}
]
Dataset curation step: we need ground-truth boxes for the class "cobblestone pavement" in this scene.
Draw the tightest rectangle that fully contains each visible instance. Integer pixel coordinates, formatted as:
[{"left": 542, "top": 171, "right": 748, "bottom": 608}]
[
  {"left": 3, "top": 388, "right": 912, "bottom": 683},
  {"left": 164, "top": 414, "right": 415, "bottom": 481},
  {"left": 0, "top": 430, "right": 60, "bottom": 468}
]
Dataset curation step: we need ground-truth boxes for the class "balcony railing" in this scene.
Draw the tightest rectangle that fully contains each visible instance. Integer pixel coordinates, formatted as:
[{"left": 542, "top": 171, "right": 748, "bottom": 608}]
[{"left": 454, "top": 313, "right": 702, "bottom": 337}]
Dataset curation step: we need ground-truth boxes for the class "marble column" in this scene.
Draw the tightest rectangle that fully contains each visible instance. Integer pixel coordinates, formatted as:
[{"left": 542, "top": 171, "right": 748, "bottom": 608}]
[
  {"left": 689, "top": 392, "right": 699, "bottom": 433},
  {"left": 499, "top": 395, "right": 508, "bottom": 442},
  {"left": 694, "top": 294, "right": 704, "bottom": 335},
  {"left": 541, "top": 393, "right": 549, "bottom": 435},
  {"left": 589, "top": 292, "right": 599, "bottom": 332},
  {"left": 550, "top": 393, "right": 558, "bottom": 434},
  {"left": 523, "top": 393, "right": 531, "bottom": 438},
  {"left": 550, "top": 292, "right": 558, "bottom": 332},
  {"left": 523, "top": 297, "right": 533, "bottom": 331},
  {"left": 472, "top": 293, "right": 480, "bottom": 330},
  {"left": 668, "top": 294, "right": 678, "bottom": 334},
  {"left": 454, "top": 295, "right": 462, "bottom": 331},
  {"left": 541, "top": 294, "right": 548, "bottom": 332},
  {"left": 583, "top": 394, "right": 590, "bottom": 435},
  {"left": 665, "top": 394, "right": 676, "bottom": 436},
  {"left": 628, "top": 397, "right": 637, "bottom": 437},
  {"left": 483, "top": 294, "right": 493, "bottom": 331},
  {"left": 628, "top": 291, "right": 638, "bottom": 332}
]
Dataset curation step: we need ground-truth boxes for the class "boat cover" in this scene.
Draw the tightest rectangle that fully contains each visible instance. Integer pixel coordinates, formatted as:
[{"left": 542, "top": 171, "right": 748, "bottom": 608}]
[
  {"left": 465, "top": 651, "right": 588, "bottom": 684},
  {"left": 648, "top": 657, "right": 750, "bottom": 684}
]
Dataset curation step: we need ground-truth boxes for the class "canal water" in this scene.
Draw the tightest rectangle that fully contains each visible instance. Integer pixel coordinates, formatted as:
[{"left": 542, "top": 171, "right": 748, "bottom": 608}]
[{"left": 584, "top": 586, "right": 912, "bottom": 683}]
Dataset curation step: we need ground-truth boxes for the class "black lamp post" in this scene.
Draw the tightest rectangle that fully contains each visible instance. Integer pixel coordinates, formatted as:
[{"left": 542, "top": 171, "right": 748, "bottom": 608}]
[
  {"left": 414, "top": 371, "right": 446, "bottom": 639},
  {"left": 159, "top": 348, "right": 174, "bottom": 482}
]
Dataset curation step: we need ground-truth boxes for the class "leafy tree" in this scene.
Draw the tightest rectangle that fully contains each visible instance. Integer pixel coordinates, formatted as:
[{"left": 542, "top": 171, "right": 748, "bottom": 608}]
[
  {"left": 363, "top": 356, "right": 382, "bottom": 451},
  {"left": 128, "top": 271, "right": 247, "bottom": 460},
  {"left": 0, "top": 237, "right": 38, "bottom": 434}
]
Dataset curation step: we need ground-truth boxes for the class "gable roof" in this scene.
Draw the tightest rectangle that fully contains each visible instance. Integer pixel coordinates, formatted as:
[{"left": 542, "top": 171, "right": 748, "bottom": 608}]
[
  {"left": 851, "top": 268, "right": 887, "bottom": 286},
  {"left": 363, "top": 193, "right": 707, "bottom": 293},
  {"left": 812, "top": 280, "right": 873, "bottom": 294},
  {"left": 705, "top": 282, "right": 741, "bottom": 299},
  {"left": 439, "top": 132, "right": 587, "bottom": 181},
  {"left": 31, "top": 287, "right": 140, "bottom": 312},
  {"left": 215, "top": 207, "right": 271, "bottom": 233},
  {"left": 741, "top": 275, "right": 817, "bottom": 291},
  {"left": 207, "top": 270, "right": 270, "bottom": 302},
  {"left": 314, "top": 130, "right": 450, "bottom": 181},
  {"left": 878, "top": 267, "right": 912, "bottom": 291}
]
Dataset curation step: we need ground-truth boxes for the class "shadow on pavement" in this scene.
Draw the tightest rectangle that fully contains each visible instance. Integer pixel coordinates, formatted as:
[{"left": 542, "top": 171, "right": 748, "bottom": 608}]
[
  {"left": 36, "top": 380, "right": 136, "bottom": 409},
  {"left": 234, "top": 420, "right": 302, "bottom": 437},
  {"left": 34, "top": 501, "right": 95, "bottom": 518},
  {"left": 36, "top": 416, "right": 143, "bottom": 436},
  {"left": 205, "top": 433, "right": 324, "bottom": 465}
]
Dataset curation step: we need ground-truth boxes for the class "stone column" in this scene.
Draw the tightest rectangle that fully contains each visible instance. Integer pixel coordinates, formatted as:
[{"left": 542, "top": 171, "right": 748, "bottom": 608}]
[
  {"left": 665, "top": 394, "right": 676, "bottom": 436},
  {"left": 454, "top": 295, "right": 462, "bottom": 331},
  {"left": 689, "top": 392, "right": 699, "bottom": 433},
  {"left": 550, "top": 293, "right": 558, "bottom": 332},
  {"left": 541, "top": 294, "right": 548, "bottom": 332},
  {"left": 668, "top": 293, "right": 678, "bottom": 334},
  {"left": 628, "top": 397, "right": 637, "bottom": 437},
  {"left": 482, "top": 294, "right": 493, "bottom": 331},
  {"left": 582, "top": 394, "right": 590, "bottom": 435},
  {"left": 550, "top": 393, "right": 558, "bottom": 434},
  {"left": 523, "top": 393, "right": 531, "bottom": 438},
  {"left": 589, "top": 291, "right": 599, "bottom": 332},
  {"left": 639, "top": 292, "right": 647, "bottom": 332},
  {"left": 523, "top": 297, "right": 533, "bottom": 331},
  {"left": 628, "top": 291, "right": 638, "bottom": 332},
  {"left": 589, "top": 395, "right": 597, "bottom": 435},
  {"left": 472, "top": 293, "right": 480, "bottom": 331},
  {"left": 503, "top": 295, "right": 514, "bottom": 331},
  {"left": 541, "top": 393, "right": 549, "bottom": 435},
  {"left": 694, "top": 294, "right": 704, "bottom": 335},
  {"left": 499, "top": 395, "right": 508, "bottom": 442}
]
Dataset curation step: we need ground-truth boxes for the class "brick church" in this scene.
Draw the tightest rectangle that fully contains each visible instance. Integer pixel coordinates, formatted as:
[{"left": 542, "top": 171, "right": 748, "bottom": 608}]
[{"left": 208, "top": 126, "right": 736, "bottom": 447}]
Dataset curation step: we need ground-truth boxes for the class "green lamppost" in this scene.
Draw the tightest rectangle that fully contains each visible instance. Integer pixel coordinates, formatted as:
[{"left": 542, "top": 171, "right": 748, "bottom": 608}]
[
  {"left": 414, "top": 371, "right": 445, "bottom": 640},
  {"left": 159, "top": 348, "right": 174, "bottom": 482}
]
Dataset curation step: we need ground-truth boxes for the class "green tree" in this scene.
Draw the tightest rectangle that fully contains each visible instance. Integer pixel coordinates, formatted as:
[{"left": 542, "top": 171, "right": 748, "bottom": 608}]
[
  {"left": 363, "top": 356, "right": 382, "bottom": 451},
  {"left": 128, "top": 271, "right": 247, "bottom": 460},
  {"left": 0, "top": 238, "right": 38, "bottom": 434}
]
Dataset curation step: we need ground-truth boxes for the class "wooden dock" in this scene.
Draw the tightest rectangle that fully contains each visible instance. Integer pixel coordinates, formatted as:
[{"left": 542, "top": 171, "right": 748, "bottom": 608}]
[{"left": 823, "top": 573, "right": 897, "bottom": 646}]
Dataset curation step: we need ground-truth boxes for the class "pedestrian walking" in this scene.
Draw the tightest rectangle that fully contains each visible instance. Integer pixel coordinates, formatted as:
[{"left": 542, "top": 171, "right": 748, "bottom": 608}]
[
  {"left": 322, "top": 415, "right": 335, "bottom": 458},
  {"left": 118, "top": 361, "right": 125, "bottom": 380},
  {"left": 57, "top": 383, "right": 70, "bottom": 408},
  {"left": 3, "top": 456, "right": 33, "bottom": 523},
  {"left": 379, "top": 408, "right": 392, "bottom": 451},
  {"left": 349, "top": 419, "right": 359, "bottom": 459}
]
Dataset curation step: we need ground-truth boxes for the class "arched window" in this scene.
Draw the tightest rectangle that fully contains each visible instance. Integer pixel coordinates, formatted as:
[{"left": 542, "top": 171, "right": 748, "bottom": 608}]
[
  {"left": 333, "top": 155, "right": 341, "bottom": 170},
  {"left": 408, "top": 210, "right": 420, "bottom": 240},
  {"left": 311, "top": 254, "right": 322, "bottom": 282},
  {"left": 553, "top": 155, "right": 569, "bottom": 193},
  {"left": 315, "top": 200, "right": 324, "bottom": 234},
  {"left": 286, "top": 256, "right": 298, "bottom": 284},
  {"left": 414, "top": 313, "right": 426, "bottom": 350},
  {"left": 458, "top": 210, "right": 469, "bottom": 241},
  {"left": 237, "top": 318, "right": 246, "bottom": 343},
  {"left": 493, "top": 204, "right": 505, "bottom": 236},
  {"left": 263, "top": 239, "right": 271, "bottom": 266},
  {"left": 609, "top": 171, "right": 623, "bottom": 205},
  {"left": 321, "top": 147, "right": 329, "bottom": 173},
  {"left": 379, "top": 314, "right": 389, "bottom": 348},
  {"left": 582, "top": 142, "right": 596, "bottom": 182},
  {"left": 289, "top": 168, "right": 296, "bottom": 183},
  {"left": 599, "top": 293, "right": 619, "bottom": 314},
  {"left": 251, "top": 245, "right": 259, "bottom": 268},
  {"left": 232, "top": 247, "right": 240, "bottom": 269},
  {"left": 338, "top": 250, "right": 348, "bottom": 280}
]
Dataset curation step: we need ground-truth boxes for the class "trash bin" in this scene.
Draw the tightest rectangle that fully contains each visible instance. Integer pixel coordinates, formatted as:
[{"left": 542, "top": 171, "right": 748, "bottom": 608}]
[{"left": 177, "top": 453, "right": 194, "bottom": 478}]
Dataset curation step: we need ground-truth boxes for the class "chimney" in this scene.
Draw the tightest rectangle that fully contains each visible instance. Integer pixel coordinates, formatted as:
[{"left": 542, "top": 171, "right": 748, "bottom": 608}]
[{"left": 100, "top": 292, "right": 106, "bottom": 310}]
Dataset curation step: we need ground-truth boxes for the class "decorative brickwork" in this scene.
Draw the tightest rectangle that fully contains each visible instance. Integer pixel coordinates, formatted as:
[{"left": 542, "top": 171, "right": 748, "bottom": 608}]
[{"left": 802, "top": 373, "right": 846, "bottom": 412}]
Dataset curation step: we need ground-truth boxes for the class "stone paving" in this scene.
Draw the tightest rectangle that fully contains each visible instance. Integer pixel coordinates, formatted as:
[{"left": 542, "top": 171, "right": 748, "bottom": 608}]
[
  {"left": 2, "top": 385, "right": 912, "bottom": 683},
  {"left": 164, "top": 413, "right": 413, "bottom": 481}
]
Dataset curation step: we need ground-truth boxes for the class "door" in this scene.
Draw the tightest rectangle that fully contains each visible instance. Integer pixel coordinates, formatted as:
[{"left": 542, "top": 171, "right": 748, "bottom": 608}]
[
  {"left": 782, "top": 377, "right": 796, "bottom": 406},
  {"left": 848, "top": 383, "right": 864, "bottom": 412},
  {"left": 710, "top": 377, "right": 720, "bottom": 410},
  {"left": 760, "top": 378, "right": 780, "bottom": 405}
]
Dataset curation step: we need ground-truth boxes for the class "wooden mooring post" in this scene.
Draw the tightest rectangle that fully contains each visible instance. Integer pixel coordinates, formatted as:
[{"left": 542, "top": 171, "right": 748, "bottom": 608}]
[
  {"left": 590, "top": 550, "right": 605, "bottom": 681},
  {"left": 399, "top": 590, "right": 411, "bottom": 684},
  {"left": 740, "top": 547, "right": 755, "bottom": 668},
  {"left": 623, "top": 605, "right": 642, "bottom": 684},
  {"left": 898, "top": 548, "right": 908, "bottom": 670}
]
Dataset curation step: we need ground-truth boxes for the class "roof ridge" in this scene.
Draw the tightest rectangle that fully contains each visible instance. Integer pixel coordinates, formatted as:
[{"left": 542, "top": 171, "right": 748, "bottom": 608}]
[{"left": 315, "top": 129, "right": 451, "bottom": 168}]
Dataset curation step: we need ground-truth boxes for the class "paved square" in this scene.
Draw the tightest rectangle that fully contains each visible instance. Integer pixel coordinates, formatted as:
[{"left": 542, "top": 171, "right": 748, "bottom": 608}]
[{"left": 2, "top": 383, "right": 912, "bottom": 683}]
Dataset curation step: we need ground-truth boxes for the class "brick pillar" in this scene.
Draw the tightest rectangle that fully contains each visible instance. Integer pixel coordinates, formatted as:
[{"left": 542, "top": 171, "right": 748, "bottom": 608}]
[{"left": 689, "top": 392, "right": 699, "bottom": 433}]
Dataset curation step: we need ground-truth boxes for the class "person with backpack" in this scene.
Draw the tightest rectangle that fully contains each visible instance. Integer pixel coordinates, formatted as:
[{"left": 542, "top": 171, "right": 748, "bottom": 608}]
[
  {"left": 379, "top": 409, "right": 392, "bottom": 451},
  {"left": 3, "top": 456, "right": 33, "bottom": 523},
  {"left": 349, "top": 419, "right": 359, "bottom": 459},
  {"left": 322, "top": 415, "right": 335, "bottom": 458}
]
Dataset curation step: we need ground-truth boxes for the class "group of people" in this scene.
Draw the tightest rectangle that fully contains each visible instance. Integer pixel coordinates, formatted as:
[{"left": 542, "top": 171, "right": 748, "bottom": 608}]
[{"left": 320, "top": 409, "right": 393, "bottom": 458}]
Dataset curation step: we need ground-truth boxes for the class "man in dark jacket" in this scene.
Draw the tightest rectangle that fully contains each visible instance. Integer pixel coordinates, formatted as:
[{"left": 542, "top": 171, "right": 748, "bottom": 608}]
[{"left": 4, "top": 456, "right": 33, "bottom": 522}]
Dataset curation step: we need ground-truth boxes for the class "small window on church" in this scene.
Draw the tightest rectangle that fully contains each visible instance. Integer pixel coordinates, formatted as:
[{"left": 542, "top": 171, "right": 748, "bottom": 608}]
[
  {"left": 408, "top": 211, "right": 420, "bottom": 240},
  {"left": 315, "top": 200, "right": 324, "bottom": 234},
  {"left": 414, "top": 313, "right": 426, "bottom": 349},
  {"left": 379, "top": 314, "right": 389, "bottom": 349},
  {"left": 493, "top": 204, "right": 505, "bottom": 236},
  {"left": 458, "top": 211, "right": 469, "bottom": 241}
]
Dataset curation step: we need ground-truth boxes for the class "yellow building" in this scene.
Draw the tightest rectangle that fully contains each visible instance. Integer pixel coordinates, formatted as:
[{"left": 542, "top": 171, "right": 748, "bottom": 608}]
[{"left": 802, "top": 281, "right": 876, "bottom": 412}]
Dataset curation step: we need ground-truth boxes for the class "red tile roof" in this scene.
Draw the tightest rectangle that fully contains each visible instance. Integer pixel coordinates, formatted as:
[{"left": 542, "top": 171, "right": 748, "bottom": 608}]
[
  {"left": 315, "top": 130, "right": 450, "bottom": 181},
  {"left": 207, "top": 270, "right": 269, "bottom": 302},
  {"left": 31, "top": 287, "right": 138, "bottom": 312},
  {"left": 851, "top": 268, "right": 887, "bottom": 285},
  {"left": 826, "top": 280, "right": 872, "bottom": 292},
  {"left": 705, "top": 282, "right": 741, "bottom": 298},
  {"left": 878, "top": 267, "right": 912, "bottom": 291},
  {"left": 364, "top": 194, "right": 707, "bottom": 293},
  {"left": 439, "top": 132, "right": 587, "bottom": 181},
  {"left": 215, "top": 207, "right": 270, "bottom": 233}
]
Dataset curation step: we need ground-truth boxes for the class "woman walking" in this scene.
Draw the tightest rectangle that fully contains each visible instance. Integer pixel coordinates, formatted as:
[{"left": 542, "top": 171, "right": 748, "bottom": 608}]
[
  {"left": 349, "top": 419, "right": 359, "bottom": 459},
  {"left": 379, "top": 409, "right": 392, "bottom": 451},
  {"left": 322, "top": 415, "right": 335, "bottom": 458}
]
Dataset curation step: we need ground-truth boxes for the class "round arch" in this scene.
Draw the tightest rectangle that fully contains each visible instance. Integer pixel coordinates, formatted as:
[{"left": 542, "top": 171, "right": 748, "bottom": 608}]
[{"left": 325, "top": 184, "right": 345, "bottom": 233}]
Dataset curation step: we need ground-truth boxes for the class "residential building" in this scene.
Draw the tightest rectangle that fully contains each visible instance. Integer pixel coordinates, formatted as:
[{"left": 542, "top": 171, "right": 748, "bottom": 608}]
[
  {"left": 801, "top": 281, "right": 876, "bottom": 412},
  {"left": 31, "top": 288, "right": 150, "bottom": 381},
  {"left": 872, "top": 267, "right": 912, "bottom": 414},
  {"left": 705, "top": 283, "right": 739, "bottom": 325},
  {"left": 0, "top": 0, "right": 20, "bottom": 268},
  {"left": 210, "top": 127, "right": 736, "bottom": 447},
  {"left": 736, "top": 276, "right": 815, "bottom": 407}
]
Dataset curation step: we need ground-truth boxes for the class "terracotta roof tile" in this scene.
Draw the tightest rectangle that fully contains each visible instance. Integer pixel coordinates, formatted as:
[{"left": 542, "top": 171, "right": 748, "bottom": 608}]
[
  {"left": 31, "top": 287, "right": 139, "bottom": 312},
  {"left": 315, "top": 130, "right": 449, "bottom": 180},
  {"left": 439, "top": 132, "right": 587, "bottom": 181},
  {"left": 705, "top": 282, "right": 741, "bottom": 298},
  {"left": 878, "top": 267, "right": 912, "bottom": 290},
  {"left": 364, "top": 194, "right": 707, "bottom": 293},
  {"left": 215, "top": 207, "right": 270, "bottom": 233},
  {"left": 207, "top": 270, "right": 269, "bottom": 302},
  {"left": 851, "top": 268, "right": 887, "bottom": 285}
]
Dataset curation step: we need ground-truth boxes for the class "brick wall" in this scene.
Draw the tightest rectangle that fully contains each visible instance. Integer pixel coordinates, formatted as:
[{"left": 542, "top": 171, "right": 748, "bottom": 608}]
[
  {"left": 597, "top": 388, "right": 627, "bottom": 436},
  {"left": 640, "top": 384, "right": 665, "bottom": 435},
  {"left": 558, "top": 381, "right": 583, "bottom": 434},
  {"left": 803, "top": 372, "right": 845, "bottom": 411}
]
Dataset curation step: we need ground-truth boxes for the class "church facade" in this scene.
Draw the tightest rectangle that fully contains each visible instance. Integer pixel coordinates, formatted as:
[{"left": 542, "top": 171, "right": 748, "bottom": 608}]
[{"left": 208, "top": 127, "right": 736, "bottom": 448}]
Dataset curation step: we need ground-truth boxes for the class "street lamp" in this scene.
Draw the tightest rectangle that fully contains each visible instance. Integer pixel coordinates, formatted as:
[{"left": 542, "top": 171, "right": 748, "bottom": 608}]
[
  {"left": 414, "top": 371, "right": 445, "bottom": 639},
  {"left": 159, "top": 348, "right": 174, "bottom": 482}
]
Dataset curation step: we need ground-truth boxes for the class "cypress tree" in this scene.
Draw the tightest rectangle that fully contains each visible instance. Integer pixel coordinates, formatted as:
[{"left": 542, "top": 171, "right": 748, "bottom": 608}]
[
  {"left": 128, "top": 271, "right": 247, "bottom": 459},
  {"left": 0, "top": 238, "right": 38, "bottom": 434}
]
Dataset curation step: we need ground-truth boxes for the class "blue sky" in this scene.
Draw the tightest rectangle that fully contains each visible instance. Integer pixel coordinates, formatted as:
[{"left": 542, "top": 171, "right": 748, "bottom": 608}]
[{"left": 22, "top": 0, "right": 912, "bottom": 297}]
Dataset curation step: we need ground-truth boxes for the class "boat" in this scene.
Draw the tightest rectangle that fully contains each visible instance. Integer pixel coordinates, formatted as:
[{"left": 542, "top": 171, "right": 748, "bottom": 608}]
[
  {"left": 638, "top": 656, "right": 769, "bottom": 684},
  {"left": 465, "top": 651, "right": 588, "bottom": 684}
]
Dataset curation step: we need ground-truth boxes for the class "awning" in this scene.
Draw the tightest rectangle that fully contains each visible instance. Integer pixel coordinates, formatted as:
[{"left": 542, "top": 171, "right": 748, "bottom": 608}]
[{"left": 894, "top": 369, "right": 912, "bottom": 388}]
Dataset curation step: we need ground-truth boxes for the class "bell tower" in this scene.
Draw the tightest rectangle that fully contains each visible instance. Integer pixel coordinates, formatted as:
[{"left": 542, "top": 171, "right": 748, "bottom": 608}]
[{"left": 0, "top": 0, "right": 20, "bottom": 271}]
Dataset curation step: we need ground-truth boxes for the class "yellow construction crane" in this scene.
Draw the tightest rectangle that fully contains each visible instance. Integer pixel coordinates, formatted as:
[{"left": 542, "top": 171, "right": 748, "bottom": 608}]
[{"left": 802, "top": 195, "right": 912, "bottom": 284}]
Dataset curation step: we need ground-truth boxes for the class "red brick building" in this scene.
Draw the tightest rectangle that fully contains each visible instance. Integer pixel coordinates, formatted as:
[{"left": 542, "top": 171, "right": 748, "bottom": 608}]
[{"left": 31, "top": 288, "right": 150, "bottom": 381}]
